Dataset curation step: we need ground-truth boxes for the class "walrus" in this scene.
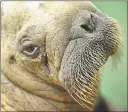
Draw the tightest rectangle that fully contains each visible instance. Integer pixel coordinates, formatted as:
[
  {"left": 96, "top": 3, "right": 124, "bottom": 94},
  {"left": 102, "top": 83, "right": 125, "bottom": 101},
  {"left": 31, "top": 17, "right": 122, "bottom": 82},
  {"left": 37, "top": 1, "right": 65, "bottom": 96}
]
[{"left": 1, "top": 1, "right": 122, "bottom": 111}]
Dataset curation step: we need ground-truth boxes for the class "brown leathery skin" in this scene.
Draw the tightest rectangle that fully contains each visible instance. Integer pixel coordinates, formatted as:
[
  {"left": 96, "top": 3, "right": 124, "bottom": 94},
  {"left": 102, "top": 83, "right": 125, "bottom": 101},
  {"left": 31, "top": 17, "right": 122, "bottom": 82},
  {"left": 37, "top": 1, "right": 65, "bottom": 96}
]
[{"left": 1, "top": 1, "right": 122, "bottom": 111}]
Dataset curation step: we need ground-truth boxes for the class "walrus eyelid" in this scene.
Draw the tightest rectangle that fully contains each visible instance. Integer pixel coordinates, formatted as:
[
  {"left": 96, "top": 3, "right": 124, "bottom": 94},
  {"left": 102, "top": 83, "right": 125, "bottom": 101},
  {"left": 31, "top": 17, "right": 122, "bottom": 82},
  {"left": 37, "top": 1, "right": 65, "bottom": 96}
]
[{"left": 20, "top": 35, "right": 29, "bottom": 45}]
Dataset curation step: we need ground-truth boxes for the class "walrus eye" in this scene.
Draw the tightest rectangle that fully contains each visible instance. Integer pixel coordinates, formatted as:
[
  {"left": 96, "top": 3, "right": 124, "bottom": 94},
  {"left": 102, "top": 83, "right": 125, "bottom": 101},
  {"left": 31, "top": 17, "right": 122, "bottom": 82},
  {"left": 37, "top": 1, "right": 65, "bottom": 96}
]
[
  {"left": 20, "top": 39, "right": 40, "bottom": 58},
  {"left": 81, "top": 14, "right": 96, "bottom": 33}
]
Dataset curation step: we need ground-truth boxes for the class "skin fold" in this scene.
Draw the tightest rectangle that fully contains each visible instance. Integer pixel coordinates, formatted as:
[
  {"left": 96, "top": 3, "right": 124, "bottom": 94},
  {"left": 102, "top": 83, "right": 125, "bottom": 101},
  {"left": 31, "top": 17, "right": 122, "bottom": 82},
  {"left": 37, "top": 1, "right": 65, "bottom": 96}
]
[{"left": 1, "top": 1, "right": 122, "bottom": 111}]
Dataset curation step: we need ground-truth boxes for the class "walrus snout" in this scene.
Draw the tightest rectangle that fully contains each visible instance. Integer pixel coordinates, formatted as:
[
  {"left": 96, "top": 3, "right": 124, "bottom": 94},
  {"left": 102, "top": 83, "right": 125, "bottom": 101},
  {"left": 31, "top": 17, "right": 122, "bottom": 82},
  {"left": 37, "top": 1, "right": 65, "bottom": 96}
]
[
  {"left": 69, "top": 10, "right": 121, "bottom": 56},
  {"left": 59, "top": 8, "right": 122, "bottom": 111}
]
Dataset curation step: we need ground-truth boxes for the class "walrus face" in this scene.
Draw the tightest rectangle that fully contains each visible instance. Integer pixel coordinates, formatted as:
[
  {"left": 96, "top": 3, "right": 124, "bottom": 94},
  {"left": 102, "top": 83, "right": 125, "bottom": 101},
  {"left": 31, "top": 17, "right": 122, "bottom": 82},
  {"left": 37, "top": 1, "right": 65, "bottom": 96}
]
[{"left": 2, "top": 1, "right": 122, "bottom": 111}]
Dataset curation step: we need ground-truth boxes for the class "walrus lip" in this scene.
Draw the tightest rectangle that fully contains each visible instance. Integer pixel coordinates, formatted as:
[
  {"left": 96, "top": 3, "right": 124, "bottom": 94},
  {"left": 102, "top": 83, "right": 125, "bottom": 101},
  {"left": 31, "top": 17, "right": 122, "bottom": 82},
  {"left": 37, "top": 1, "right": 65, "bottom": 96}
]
[{"left": 59, "top": 35, "right": 108, "bottom": 110}]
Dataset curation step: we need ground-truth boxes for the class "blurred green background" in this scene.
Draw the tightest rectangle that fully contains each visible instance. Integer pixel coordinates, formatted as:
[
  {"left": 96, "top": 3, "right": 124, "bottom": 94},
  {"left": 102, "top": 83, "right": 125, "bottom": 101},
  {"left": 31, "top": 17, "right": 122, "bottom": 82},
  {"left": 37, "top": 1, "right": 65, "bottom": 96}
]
[{"left": 93, "top": 2, "right": 127, "bottom": 111}]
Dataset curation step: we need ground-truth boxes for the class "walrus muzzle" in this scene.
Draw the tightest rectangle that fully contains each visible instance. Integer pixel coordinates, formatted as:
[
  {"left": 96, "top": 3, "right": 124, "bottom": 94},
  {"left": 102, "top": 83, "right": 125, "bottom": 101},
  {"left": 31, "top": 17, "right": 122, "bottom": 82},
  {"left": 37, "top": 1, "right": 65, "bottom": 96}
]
[{"left": 59, "top": 10, "right": 121, "bottom": 111}]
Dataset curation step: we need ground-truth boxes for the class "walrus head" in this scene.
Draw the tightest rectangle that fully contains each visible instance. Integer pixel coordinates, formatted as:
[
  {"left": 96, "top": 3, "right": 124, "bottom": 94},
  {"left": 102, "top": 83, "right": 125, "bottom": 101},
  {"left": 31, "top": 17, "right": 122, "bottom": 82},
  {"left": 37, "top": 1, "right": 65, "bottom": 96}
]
[{"left": 2, "top": 1, "right": 122, "bottom": 111}]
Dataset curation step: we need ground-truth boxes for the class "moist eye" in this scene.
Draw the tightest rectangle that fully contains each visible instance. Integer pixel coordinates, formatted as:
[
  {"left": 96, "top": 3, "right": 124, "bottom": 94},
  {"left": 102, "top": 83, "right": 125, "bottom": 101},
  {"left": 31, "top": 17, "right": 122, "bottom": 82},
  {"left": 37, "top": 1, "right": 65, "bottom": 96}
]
[
  {"left": 20, "top": 38, "right": 40, "bottom": 58},
  {"left": 24, "top": 44, "right": 36, "bottom": 53},
  {"left": 22, "top": 44, "right": 40, "bottom": 58}
]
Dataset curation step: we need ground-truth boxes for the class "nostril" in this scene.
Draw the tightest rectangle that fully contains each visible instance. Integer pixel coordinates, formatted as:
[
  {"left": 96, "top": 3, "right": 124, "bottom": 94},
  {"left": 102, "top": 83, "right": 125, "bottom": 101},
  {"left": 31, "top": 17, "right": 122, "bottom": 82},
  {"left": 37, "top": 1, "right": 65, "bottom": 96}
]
[
  {"left": 80, "top": 14, "right": 96, "bottom": 33},
  {"left": 9, "top": 55, "right": 16, "bottom": 64},
  {"left": 81, "top": 24, "right": 93, "bottom": 33}
]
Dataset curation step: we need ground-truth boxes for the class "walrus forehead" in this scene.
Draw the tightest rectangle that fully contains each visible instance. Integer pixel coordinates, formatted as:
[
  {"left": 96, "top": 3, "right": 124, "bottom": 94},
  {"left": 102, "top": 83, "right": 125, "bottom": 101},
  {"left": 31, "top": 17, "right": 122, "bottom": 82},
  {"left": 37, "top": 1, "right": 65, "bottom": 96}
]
[
  {"left": 43, "top": 1, "right": 98, "bottom": 13},
  {"left": 17, "top": 1, "right": 99, "bottom": 37}
]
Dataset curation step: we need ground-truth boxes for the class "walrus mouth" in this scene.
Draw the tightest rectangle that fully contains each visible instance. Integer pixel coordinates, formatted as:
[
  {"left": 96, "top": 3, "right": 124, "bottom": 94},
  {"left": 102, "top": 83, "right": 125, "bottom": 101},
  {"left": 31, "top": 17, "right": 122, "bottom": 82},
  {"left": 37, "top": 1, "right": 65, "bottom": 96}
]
[{"left": 59, "top": 10, "right": 122, "bottom": 111}]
